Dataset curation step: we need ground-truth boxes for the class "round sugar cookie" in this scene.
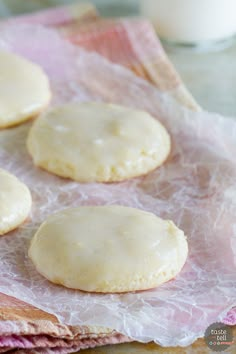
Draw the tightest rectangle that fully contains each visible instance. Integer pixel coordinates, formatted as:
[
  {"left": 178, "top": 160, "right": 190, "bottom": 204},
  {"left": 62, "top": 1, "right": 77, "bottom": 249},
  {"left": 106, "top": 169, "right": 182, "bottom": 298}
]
[
  {"left": 28, "top": 206, "right": 188, "bottom": 293},
  {"left": 0, "top": 51, "right": 51, "bottom": 128},
  {"left": 0, "top": 169, "right": 32, "bottom": 235},
  {"left": 27, "top": 102, "right": 171, "bottom": 182}
]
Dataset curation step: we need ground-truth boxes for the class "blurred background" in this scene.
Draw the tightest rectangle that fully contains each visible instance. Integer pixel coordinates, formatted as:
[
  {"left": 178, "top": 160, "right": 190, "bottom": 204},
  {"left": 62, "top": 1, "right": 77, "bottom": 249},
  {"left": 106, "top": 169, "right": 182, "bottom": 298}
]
[
  {"left": 0, "top": 0, "right": 235, "bottom": 117},
  {"left": 0, "top": 0, "right": 138, "bottom": 17}
]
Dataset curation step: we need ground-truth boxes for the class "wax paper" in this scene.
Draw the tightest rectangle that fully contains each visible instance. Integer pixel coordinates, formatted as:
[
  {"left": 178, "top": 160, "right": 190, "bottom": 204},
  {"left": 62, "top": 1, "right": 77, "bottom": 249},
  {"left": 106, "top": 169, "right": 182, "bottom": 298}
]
[{"left": 0, "top": 23, "right": 235, "bottom": 347}]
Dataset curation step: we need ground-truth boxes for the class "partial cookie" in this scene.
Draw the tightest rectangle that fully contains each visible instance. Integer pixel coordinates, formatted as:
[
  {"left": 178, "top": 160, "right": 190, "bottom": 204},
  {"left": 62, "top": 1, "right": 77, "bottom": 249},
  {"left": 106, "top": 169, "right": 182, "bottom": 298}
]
[
  {"left": 27, "top": 102, "right": 171, "bottom": 182},
  {"left": 28, "top": 205, "right": 188, "bottom": 293},
  {"left": 0, "top": 51, "right": 51, "bottom": 128},
  {"left": 0, "top": 169, "right": 32, "bottom": 235}
]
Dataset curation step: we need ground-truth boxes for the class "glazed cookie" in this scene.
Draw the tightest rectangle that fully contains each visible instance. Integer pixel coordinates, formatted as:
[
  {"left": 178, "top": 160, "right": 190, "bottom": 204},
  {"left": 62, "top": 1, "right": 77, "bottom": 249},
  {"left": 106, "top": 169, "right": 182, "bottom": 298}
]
[
  {"left": 27, "top": 102, "right": 171, "bottom": 182},
  {"left": 0, "top": 51, "right": 51, "bottom": 128},
  {"left": 28, "top": 205, "right": 188, "bottom": 293},
  {"left": 0, "top": 169, "right": 32, "bottom": 235}
]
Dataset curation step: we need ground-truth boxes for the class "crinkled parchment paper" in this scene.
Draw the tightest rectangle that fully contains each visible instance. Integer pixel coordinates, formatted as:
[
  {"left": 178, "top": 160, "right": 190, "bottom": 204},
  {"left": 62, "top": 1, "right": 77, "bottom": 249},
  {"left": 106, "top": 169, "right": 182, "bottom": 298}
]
[{"left": 0, "top": 23, "right": 235, "bottom": 347}]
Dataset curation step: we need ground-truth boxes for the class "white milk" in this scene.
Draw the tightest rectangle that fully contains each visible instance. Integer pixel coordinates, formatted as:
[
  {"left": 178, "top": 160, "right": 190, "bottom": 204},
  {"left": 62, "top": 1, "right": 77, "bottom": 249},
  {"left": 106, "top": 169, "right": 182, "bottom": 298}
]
[{"left": 140, "top": 0, "right": 236, "bottom": 44}]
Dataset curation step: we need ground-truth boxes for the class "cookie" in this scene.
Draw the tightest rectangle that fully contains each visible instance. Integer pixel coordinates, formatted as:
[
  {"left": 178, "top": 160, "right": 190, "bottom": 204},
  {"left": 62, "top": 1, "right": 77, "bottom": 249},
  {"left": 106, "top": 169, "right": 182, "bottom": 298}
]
[
  {"left": 0, "top": 169, "right": 32, "bottom": 235},
  {"left": 28, "top": 205, "right": 188, "bottom": 293},
  {"left": 0, "top": 51, "right": 51, "bottom": 128},
  {"left": 27, "top": 102, "right": 171, "bottom": 182}
]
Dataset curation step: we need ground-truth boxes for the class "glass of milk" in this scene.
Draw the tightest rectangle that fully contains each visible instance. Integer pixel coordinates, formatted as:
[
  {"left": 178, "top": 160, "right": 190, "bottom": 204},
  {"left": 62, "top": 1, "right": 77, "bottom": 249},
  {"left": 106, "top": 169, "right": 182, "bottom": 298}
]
[{"left": 140, "top": 0, "right": 236, "bottom": 47}]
